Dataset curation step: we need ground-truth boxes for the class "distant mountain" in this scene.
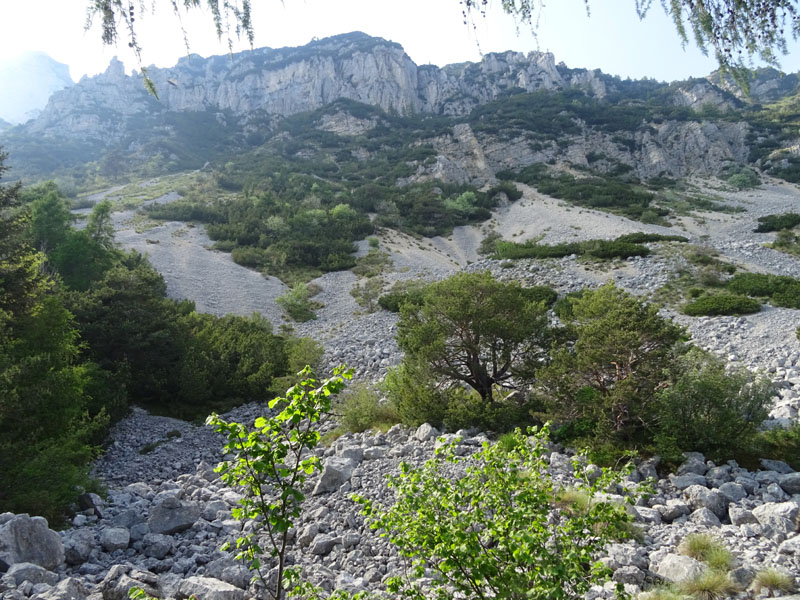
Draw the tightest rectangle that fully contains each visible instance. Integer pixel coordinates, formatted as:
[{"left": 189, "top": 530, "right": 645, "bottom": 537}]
[
  {"left": 2, "top": 32, "right": 798, "bottom": 187},
  {"left": 0, "top": 52, "right": 73, "bottom": 125},
  {"left": 0, "top": 118, "right": 11, "bottom": 133}
]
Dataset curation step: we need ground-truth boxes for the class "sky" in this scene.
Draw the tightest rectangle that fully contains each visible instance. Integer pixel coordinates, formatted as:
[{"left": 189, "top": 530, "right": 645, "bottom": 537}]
[{"left": 1, "top": 0, "right": 799, "bottom": 83}]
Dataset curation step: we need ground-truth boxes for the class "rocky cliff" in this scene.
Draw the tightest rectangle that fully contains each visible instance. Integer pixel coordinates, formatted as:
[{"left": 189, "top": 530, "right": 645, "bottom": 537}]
[{"left": 3, "top": 32, "right": 798, "bottom": 184}]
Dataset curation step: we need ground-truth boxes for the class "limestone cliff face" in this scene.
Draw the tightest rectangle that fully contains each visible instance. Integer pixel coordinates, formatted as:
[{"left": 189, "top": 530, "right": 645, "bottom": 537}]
[
  {"left": 5, "top": 32, "right": 795, "bottom": 184},
  {"left": 23, "top": 32, "right": 606, "bottom": 142}
]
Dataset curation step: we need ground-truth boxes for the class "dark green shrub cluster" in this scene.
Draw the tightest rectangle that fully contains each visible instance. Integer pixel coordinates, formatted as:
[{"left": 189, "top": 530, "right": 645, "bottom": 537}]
[
  {"left": 522, "top": 285, "right": 558, "bottom": 306},
  {"left": 754, "top": 212, "right": 800, "bottom": 232},
  {"left": 682, "top": 293, "right": 761, "bottom": 316},
  {"left": 654, "top": 350, "right": 773, "bottom": 462},
  {"left": 486, "top": 181, "right": 523, "bottom": 202},
  {"left": 492, "top": 233, "right": 681, "bottom": 261},
  {"left": 726, "top": 272, "right": 800, "bottom": 309},
  {"left": 497, "top": 163, "right": 665, "bottom": 222},
  {"left": 615, "top": 232, "right": 688, "bottom": 243},
  {"left": 377, "top": 280, "right": 426, "bottom": 312},
  {"left": 723, "top": 165, "right": 761, "bottom": 190}
]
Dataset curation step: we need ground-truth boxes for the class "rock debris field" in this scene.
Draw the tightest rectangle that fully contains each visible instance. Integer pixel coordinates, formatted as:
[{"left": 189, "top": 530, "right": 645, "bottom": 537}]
[{"left": 2, "top": 179, "right": 800, "bottom": 600}]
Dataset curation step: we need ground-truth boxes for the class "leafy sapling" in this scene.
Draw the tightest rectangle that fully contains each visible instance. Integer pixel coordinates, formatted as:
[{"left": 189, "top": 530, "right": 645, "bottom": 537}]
[
  {"left": 206, "top": 366, "right": 352, "bottom": 600},
  {"left": 356, "top": 426, "right": 637, "bottom": 600}
]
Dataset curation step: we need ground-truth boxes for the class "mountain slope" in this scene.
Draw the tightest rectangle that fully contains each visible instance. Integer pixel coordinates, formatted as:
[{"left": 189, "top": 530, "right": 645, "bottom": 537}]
[
  {"left": 0, "top": 51, "right": 73, "bottom": 125},
  {"left": 1, "top": 32, "right": 798, "bottom": 188}
]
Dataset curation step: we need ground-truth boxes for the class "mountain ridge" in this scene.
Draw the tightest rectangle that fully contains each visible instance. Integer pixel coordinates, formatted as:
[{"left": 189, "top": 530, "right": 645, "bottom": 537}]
[{"left": 2, "top": 32, "right": 798, "bottom": 187}]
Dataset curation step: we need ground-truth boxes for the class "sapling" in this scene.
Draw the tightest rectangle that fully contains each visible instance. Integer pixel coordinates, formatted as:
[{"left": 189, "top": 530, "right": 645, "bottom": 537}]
[{"left": 206, "top": 366, "right": 352, "bottom": 600}]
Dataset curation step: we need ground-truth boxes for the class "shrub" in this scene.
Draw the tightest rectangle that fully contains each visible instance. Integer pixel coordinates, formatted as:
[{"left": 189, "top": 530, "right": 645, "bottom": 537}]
[
  {"left": 337, "top": 384, "right": 398, "bottom": 433},
  {"left": 486, "top": 181, "right": 523, "bottom": 202},
  {"left": 522, "top": 285, "right": 558, "bottom": 307},
  {"left": 755, "top": 212, "right": 800, "bottom": 232},
  {"left": 655, "top": 350, "right": 773, "bottom": 461},
  {"left": 377, "top": 280, "right": 425, "bottom": 312},
  {"left": 726, "top": 272, "right": 782, "bottom": 297},
  {"left": 615, "top": 232, "right": 688, "bottom": 244},
  {"left": 276, "top": 283, "right": 321, "bottom": 322},
  {"left": 725, "top": 273, "right": 800, "bottom": 309},
  {"left": 355, "top": 426, "right": 635, "bottom": 600},
  {"left": 494, "top": 235, "right": 653, "bottom": 261},
  {"left": 382, "top": 361, "right": 449, "bottom": 428},
  {"left": 682, "top": 293, "right": 761, "bottom": 316},
  {"left": 752, "top": 423, "right": 800, "bottom": 470}
]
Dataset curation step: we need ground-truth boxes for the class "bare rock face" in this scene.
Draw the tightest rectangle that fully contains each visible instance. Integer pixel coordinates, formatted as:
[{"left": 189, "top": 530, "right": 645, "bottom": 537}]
[{"left": 18, "top": 32, "right": 606, "bottom": 147}]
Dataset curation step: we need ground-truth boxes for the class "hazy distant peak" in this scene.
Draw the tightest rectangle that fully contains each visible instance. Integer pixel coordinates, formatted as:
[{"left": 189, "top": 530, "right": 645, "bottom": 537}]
[{"left": 0, "top": 52, "right": 73, "bottom": 124}]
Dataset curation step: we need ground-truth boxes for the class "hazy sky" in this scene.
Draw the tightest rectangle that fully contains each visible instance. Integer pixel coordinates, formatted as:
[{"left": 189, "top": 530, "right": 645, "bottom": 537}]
[{"left": 2, "top": 0, "right": 799, "bottom": 83}]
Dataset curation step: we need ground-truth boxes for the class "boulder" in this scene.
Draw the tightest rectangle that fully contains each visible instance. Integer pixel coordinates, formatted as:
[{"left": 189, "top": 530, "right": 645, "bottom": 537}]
[
  {"left": 30, "top": 577, "right": 87, "bottom": 600},
  {"left": 683, "top": 485, "right": 728, "bottom": 520},
  {"left": 778, "top": 472, "right": 800, "bottom": 495},
  {"left": 760, "top": 459, "right": 795, "bottom": 474},
  {"left": 718, "top": 482, "right": 747, "bottom": 503},
  {"left": 147, "top": 501, "right": 201, "bottom": 535},
  {"left": 729, "top": 506, "right": 758, "bottom": 527},
  {"left": 177, "top": 576, "right": 245, "bottom": 600},
  {"left": 100, "top": 528, "right": 130, "bottom": 553},
  {"left": 204, "top": 558, "right": 251, "bottom": 590},
  {"left": 752, "top": 501, "right": 800, "bottom": 540},
  {"left": 7, "top": 563, "right": 59, "bottom": 586},
  {"left": 689, "top": 507, "right": 721, "bottom": 527},
  {"left": 415, "top": 423, "right": 439, "bottom": 442},
  {"left": 63, "top": 530, "right": 95, "bottom": 566},
  {"left": 313, "top": 457, "right": 356, "bottom": 495},
  {"left": 677, "top": 453, "right": 707, "bottom": 476},
  {"left": 99, "top": 565, "right": 158, "bottom": 600},
  {"left": 778, "top": 535, "right": 800, "bottom": 554},
  {"left": 0, "top": 515, "right": 64, "bottom": 570},
  {"left": 310, "top": 534, "right": 342, "bottom": 556},
  {"left": 143, "top": 534, "right": 173, "bottom": 560},
  {"left": 670, "top": 473, "right": 707, "bottom": 490},
  {"left": 652, "top": 554, "right": 705, "bottom": 583}
]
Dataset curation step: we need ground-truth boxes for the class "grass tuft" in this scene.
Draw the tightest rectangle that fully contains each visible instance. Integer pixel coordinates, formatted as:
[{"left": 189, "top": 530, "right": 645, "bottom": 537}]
[
  {"left": 678, "top": 570, "right": 739, "bottom": 600},
  {"left": 751, "top": 568, "right": 796, "bottom": 595}
]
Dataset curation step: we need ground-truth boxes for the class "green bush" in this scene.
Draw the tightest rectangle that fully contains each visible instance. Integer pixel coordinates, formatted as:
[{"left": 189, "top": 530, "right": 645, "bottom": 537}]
[
  {"left": 752, "top": 423, "right": 800, "bottom": 469},
  {"left": 522, "top": 285, "right": 558, "bottom": 307},
  {"left": 726, "top": 272, "right": 800, "bottom": 308},
  {"left": 755, "top": 212, "right": 800, "bottom": 232},
  {"left": 655, "top": 350, "right": 773, "bottom": 461},
  {"left": 383, "top": 361, "right": 449, "bottom": 428},
  {"left": 486, "top": 181, "right": 523, "bottom": 202},
  {"left": 682, "top": 293, "right": 761, "bottom": 316},
  {"left": 725, "top": 165, "right": 761, "bottom": 190},
  {"left": 377, "top": 280, "right": 426, "bottom": 312},
  {"left": 337, "top": 384, "right": 398, "bottom": 433},
  {"left": 615, "top": 232, "right": 688, "bottom": 243},
  {"left": 276, "top": 283, "right": 321, "bottom": 322},
  {"left": 494, "top": 234, "right": 654, "bottom": 261},
  {"left": 356, "top": 426, "right": 636, "bottom": 600}
]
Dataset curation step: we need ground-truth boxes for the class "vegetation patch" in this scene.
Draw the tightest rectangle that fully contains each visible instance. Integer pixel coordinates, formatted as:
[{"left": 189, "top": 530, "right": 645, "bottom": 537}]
[
  {"left": 726, "top": 272, "right": 800, "bottom": 309},
  {"left": 497, "top": 163, "right": 667, "bottom": 223},
  {"left": 754, "top": 212, "right": 800, "bottom": 232},
  {"left": 682, "top": 293, "right": 761, "bottom": 316},
  {"left": 493, "top": 232, "right": 686, "bottom": 261}
]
